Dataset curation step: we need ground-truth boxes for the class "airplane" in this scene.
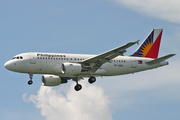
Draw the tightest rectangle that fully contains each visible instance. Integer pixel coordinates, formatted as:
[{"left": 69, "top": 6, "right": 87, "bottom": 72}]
[{"left": 4, "top": 29, "right": 175, "bottom": 91}]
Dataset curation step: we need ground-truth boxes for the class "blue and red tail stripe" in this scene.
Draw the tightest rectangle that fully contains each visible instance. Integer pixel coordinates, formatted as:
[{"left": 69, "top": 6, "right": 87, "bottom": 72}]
[{"left": 131, "top": 29, "right": 163, "bottom": 59}]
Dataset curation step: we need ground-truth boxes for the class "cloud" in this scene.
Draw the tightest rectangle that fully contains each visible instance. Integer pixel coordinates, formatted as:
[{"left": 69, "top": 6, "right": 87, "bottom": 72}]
[
  {"left": 114, "top": 0, "right": 180, "bottom": 24},
  {"left": 23, "top": 81, "right": 112, "bottom": 120}
]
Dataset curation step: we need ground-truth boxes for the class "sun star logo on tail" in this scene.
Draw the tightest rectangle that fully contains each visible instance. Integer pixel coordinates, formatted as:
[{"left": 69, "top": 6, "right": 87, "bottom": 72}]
[{"left": 131, "top": 29, "right": 163, "bottom": 59}]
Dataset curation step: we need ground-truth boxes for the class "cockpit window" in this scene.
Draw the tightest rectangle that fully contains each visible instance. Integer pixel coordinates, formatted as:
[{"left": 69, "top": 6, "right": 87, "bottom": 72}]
[{"left": 12, "top": 56, "right": 23, "bottom": 60}]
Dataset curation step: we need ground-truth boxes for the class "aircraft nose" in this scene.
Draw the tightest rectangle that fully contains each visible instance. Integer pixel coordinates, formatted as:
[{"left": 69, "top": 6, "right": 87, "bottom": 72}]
[{"left": 4, "top": 61, "right": 12, "bottom": 70}]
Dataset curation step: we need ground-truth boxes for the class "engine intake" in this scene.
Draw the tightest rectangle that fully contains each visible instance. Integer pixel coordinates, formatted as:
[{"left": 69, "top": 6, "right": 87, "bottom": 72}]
[{"left": 61, "top": 63, "right": 82, "bottom": 75}]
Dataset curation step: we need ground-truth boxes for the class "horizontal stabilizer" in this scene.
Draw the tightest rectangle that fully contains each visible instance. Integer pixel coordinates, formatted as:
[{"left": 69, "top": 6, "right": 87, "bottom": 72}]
[{"left": 146, "top": 54, "right": 176, "bottom": 65}]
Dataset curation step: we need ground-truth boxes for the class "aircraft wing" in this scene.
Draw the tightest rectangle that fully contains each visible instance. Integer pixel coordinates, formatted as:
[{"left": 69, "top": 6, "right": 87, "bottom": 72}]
[{"left": 81, "top": 40, "right": 139, "bottom": 72}]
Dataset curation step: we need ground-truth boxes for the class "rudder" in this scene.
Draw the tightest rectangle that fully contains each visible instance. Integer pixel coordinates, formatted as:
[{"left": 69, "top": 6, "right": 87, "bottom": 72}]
[{"left": 131, "top": 29, "right": 163, "bottom": 59}]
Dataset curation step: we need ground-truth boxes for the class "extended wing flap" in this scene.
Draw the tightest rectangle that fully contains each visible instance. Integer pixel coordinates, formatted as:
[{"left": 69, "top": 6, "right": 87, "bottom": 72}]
[{"left": 146, "top": 54, "right": 176, "bottom": 65}]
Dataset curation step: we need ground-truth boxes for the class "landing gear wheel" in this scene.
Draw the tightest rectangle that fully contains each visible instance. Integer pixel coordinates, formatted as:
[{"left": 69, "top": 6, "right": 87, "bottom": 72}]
[
  {"left": 28, "top": 80, "right": 33, "bottom": 85},
  {"left": 74, "top": 84, "right": 82, "bottom": 91},
  {"left": 88, "top": 76, "right": 96, "bottom": 84},
  {"left": 28, "top": 73, "right": 33, "bottom": 85}
]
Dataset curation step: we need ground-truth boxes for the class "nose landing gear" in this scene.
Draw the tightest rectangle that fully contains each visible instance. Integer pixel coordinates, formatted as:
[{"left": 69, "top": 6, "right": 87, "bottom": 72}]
[
  {"left": 28, "top": 73, "right": 33, "bottom": 85},
  {"left": 28, "top": 80, "right": 33, "bottom": 85}
]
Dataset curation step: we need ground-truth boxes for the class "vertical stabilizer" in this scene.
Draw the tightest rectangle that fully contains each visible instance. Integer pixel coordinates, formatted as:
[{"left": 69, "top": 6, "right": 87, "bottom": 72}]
[{"left": 131, "top": 29, "right": 163, "bottom": 59}]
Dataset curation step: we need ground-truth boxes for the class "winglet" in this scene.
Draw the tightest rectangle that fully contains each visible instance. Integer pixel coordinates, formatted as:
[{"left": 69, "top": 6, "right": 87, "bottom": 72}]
[{"left": 136, "top": 40, "right": 140, "bottom": 45}]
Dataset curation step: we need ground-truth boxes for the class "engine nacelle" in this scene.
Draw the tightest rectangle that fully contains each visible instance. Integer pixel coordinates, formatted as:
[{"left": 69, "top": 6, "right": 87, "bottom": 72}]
[
  {"left": 42, "top": 75, "right": 61, "bottom": 86},
  {"left": 61, "top": 63, "right": 82, "bottom": 75}
]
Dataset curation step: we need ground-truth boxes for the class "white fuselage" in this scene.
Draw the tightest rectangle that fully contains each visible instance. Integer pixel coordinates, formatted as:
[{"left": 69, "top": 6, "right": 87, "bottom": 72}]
[
  {"left": 4, "top": 29, "right": 174, "bottom": 91},
  {"left": 4, "top": 52, "right": 168, "bottom": 78}
]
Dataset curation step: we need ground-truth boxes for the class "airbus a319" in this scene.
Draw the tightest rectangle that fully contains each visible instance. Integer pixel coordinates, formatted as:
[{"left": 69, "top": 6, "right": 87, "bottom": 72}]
[{"left": 4, "top": 29, "right": 175, "bottom": 91}]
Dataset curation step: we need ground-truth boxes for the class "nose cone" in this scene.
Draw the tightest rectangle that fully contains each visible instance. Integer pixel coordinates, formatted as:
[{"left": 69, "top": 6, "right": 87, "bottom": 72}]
[
  {"left": 4, "top": 60, "right": 23, "bottom": 72},
  {"left": 4, "top": 61, "right": 12, "bottom": 70}
]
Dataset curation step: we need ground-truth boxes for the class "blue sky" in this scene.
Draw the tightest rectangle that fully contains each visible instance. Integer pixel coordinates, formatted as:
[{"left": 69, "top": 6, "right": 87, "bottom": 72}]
[{"left": 1, "top": 0, "right": 180, "bottom": 120}]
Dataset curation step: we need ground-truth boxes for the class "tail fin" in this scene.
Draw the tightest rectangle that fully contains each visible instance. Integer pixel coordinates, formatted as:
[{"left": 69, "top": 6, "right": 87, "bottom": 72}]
[{"left": 131, "top": 29, "right": 163, "bottom": 59}]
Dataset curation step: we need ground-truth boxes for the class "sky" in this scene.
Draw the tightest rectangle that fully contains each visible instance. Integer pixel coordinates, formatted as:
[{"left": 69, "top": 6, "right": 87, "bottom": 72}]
[{"left": 1, "top": 0, "right": 180, "bottom": 120}]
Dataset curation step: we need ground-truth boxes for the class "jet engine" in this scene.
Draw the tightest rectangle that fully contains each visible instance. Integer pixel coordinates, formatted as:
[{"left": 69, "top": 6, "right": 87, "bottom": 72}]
[
  {"left": 42, "top": 75, "right": 62, "bottom": 86},
  {"left": 61, "top": 63, "right": 82, "bottom": 74}
]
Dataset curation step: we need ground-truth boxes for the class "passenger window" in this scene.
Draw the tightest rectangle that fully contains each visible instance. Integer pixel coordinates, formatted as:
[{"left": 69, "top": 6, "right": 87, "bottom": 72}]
[
  {"left": 20, "top": 56, "right": 23, "bottom": 59},
  {"left": 17, "top": 57, "right": 19, "bottom": 59}
]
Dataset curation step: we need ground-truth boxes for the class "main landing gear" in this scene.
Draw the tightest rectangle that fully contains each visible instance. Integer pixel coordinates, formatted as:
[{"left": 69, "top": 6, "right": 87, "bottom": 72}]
[
  {"left": 74, "top": 83, "right": 82, "bottom": 91},
  {"left": 28, "top": 73, "right": 33, "bottom": 85},
  {"left": 73, "top": 76, "right": 96, "bottom": 91},
  {"left": 88, "top": 76, "right": 96, "bottom": 84},
  {"left": 73, "top": 77, "right": 82, "bottom": 91}
]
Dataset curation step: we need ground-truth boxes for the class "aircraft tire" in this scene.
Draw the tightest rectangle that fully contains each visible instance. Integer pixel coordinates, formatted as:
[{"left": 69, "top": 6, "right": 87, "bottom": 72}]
[
  {"left": 88, "top": 76, "right": 96, "bottom": 84},
  {"left": 74, "top": 84, "right": 82, "bottom": 91},
  {"left": 28, "top": 80, "right": 33, "bottom": 85}
]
